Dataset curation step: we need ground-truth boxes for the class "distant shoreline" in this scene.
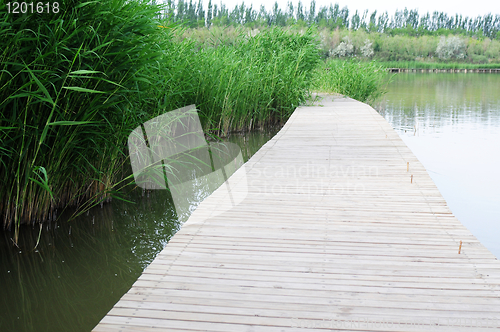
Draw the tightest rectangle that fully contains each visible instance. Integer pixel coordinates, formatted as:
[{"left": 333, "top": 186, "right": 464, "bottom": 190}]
[{"left": 386, "top": 68, "right": 500, "bottom": 73}]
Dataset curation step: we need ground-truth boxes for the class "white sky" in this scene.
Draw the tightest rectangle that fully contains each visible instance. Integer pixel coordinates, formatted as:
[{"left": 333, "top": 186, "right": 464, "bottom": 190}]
[{"left": 170, "top": 0, "right": 500, "bottom": 18}]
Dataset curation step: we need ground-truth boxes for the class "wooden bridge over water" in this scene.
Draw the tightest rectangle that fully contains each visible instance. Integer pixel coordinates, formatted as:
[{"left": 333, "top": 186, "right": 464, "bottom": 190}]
[{"left": 93, "top": 95, "right": 500, "bottom": 331}]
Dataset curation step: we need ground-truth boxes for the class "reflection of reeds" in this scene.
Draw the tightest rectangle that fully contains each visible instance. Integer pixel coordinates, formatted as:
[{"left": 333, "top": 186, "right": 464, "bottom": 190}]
[
  {"left": 0, "top": 188, "right": 178, "bottom": 332},
  {"left": 374, "top": 73, "right": 500, "bottom": 133},
  {"left": 0, "top": 120, "right": 276, "bottom": 332}
]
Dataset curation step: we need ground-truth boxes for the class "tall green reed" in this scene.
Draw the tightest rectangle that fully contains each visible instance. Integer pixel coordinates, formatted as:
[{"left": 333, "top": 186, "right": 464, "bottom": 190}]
[
  {"left": 1, "top": 4, "right": 321, "bottom": 239},
  {"left": 189, "top": 27, "right": 321, "bottom": 135},
  {"left": 0, "top": 0, "right": 185, "bottom": 241},
  {"left": 313, "top": 59, "right": 391, "bottom": 104}
]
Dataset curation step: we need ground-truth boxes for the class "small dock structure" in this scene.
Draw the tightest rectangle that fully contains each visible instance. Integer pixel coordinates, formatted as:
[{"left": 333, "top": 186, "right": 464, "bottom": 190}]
[
  {"left": 94, "top": 95, "right": 500, "bottom": 331},
  {"left": 387, "top": 68, "right": 500, "bottom": 73}
]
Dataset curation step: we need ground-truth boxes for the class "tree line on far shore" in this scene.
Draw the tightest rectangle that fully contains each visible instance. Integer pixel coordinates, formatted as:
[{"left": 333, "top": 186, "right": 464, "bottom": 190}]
[{"left": 157, "top": 0, "right": 500, "bottom": 39}]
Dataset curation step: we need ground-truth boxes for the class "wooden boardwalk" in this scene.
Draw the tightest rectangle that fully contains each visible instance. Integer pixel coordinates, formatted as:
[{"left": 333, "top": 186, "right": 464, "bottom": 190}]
[
  {"left": 93, "top": 96, "right": 500, "bottom": 331},
  {"left": 387, "top": 68, "right": 500, "bottom": 73}
]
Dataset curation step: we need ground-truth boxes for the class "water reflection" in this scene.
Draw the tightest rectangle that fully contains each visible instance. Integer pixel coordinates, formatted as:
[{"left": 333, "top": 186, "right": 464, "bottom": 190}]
[
  {"left": 0, "top": 127, "right": 279, "bottom": 332},
  {"left": 376, "top": 73, "right": 500, "bottom": 259}
]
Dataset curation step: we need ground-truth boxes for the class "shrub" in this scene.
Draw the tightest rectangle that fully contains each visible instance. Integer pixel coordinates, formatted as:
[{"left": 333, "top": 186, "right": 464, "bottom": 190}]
[
  {"left": 361, "top": 39, "right": 374, "bottom": 58},
  {"left": 330, "top": 36, "right": 354, "bottom": 57},
  {"left": 469, "top": 54, "right": 488, "bottom": 64},
  {"left": 436, "top": 36, "right": 466, "bottom": 60}
]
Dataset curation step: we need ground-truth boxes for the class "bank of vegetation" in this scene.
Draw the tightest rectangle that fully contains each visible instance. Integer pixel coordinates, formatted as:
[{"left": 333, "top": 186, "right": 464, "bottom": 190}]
[
  {"left": 313, "top": 60, "right": 389, "bottom": 103},
  {"left": 3, "top": 0, "right": 496, "bottom": 237},
  {"left": 168, "top": 0, "right": 500, "bottom": 66},
  {"left": 0, "top": 0, "right": 321, "bottom": 239}
]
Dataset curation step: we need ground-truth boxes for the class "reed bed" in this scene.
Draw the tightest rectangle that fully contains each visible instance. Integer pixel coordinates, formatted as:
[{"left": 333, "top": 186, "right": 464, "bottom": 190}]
[
  {"left": 190, "top": 27, "right": 320, "bottom": 134},
  {"left": 0, "top": 1, "right": 321, "bottom": 239},
  {"left": 0, "top": 0, "right": 190, "bottom": 240},
  {"left": 313, "top": 60, "right": 391, "bottom": 104}
]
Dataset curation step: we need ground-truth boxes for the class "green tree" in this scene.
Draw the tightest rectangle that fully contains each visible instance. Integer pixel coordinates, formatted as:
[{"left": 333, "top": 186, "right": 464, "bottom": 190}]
[
  {"left": 207, "top": 0, "right": 213, "bottom": 26},
  {"left": 308, "top": 0, "right": 316, "bottom": 24},
  {"left": 196, "top": 0, "right": 205, "bottom": 26}
]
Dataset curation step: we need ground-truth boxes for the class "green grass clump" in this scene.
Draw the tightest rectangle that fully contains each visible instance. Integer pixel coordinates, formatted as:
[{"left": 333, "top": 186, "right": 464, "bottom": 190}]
[{"left": 313, "top": 60, "right": 390, "bottom": 104}]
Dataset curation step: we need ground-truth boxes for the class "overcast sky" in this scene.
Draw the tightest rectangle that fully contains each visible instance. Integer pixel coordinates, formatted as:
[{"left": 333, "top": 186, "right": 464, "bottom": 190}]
[{"left": 165, "top": 0, "right": 500, "bottom": 18}]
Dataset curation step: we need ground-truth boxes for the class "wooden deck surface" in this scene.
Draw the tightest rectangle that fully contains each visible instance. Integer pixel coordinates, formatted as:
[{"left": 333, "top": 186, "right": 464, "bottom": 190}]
[{"left": 93, "top": 95, "right": 500, "bottom": 331}]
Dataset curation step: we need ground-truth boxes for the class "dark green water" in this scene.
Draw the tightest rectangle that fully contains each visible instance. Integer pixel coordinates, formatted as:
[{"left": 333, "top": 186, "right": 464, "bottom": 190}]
[
  {"left": 375, "top": 72, "right": 500, "bottom": 259},
  {"left": 0, "top": 129, "right": 279, "bottom": 332}
]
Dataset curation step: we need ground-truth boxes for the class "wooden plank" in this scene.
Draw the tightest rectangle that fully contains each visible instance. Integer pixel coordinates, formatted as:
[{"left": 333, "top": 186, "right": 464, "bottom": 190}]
[{"left": 93, "top": 95, "right": 500, "bottom": 331}]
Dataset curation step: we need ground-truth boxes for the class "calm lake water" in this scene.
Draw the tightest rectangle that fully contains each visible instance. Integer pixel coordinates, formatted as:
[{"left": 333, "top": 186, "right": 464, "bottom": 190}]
[
  {"left": 0, "top": 129, "right": 279, "bottom": 332},
  {"left": 375, "top": 72, "right": 500, "bottom": 259}
]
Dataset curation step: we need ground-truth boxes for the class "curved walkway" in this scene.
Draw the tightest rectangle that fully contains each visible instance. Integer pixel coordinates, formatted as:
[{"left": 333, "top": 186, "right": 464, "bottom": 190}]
[{"left": 94, "top": 95, "right": 500, "bottom": 332}]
